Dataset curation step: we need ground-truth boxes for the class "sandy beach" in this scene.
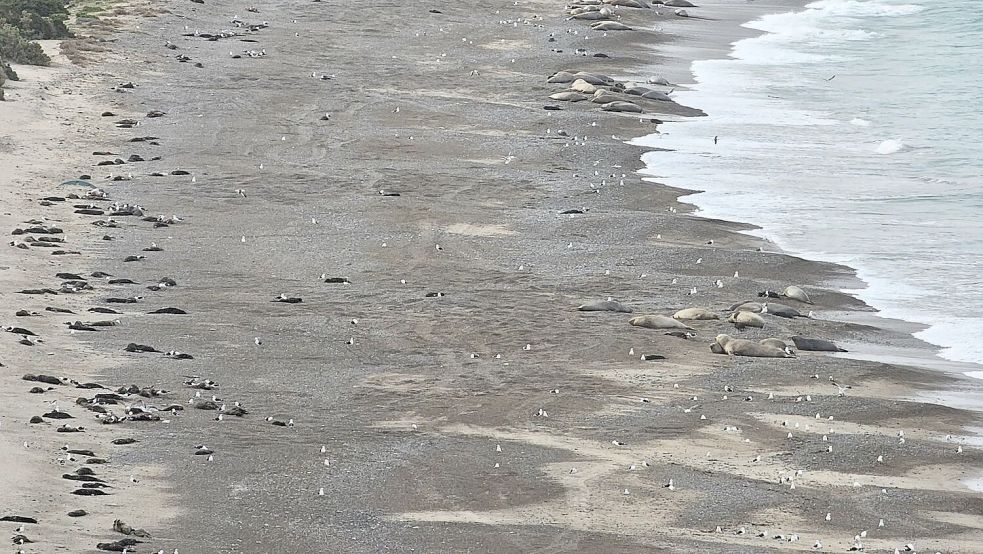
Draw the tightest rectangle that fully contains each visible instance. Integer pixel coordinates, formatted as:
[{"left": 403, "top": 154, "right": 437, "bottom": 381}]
[{"left": 2, "top": 1, "right": 982, "bottom": 552}]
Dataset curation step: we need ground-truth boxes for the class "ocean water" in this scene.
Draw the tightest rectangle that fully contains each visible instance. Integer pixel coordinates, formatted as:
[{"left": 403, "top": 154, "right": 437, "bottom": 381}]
[{"left": 635, "top": 0, "right": 983, "bottom": 369}]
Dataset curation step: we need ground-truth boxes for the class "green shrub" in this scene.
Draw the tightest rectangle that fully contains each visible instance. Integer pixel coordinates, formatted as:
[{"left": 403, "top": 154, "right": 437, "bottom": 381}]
[
  {"left": 0, "top": 22, "right": 50, "bottom": 65},
  {"left": 0, "top": 0, "right": 71, "bottom": 39}
]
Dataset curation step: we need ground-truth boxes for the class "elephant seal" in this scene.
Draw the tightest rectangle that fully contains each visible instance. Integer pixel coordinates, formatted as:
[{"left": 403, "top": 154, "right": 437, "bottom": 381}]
[
  {"left": 591, "top": 90, "right": 621, "bottom": 104},
  {"left": 547, "top": 71, "right": 576, "bottom": 84},
  {"left": 570, "top": 10, "right": 610, "bottom": 21},
  {"left": 782, "top": 285, "right": 813, "bottom": 304},
  {"left": 664, "top": 0, "right": 697, "bottom": 6},
  {"left": 591, "top": 21, "right": 633, "bottom": 31},
  {"left": 611, "top": 0, "right": 649, "bottom": 7},
  {"left": 727, "top": 311, "right": 764, "bottom": 330},
  {"left": 729, "top": 301, "right": 764, "bottom": 313},
  {"left": 572, "top": 72, "right": 614, "bottom": 85},
  {"left": 569, "top": 79, "right": 598, "bottom": 94},
  {"left": 577, "top": 300, "right": 632, "bottom": 313},
  {"left": 641, "top": 90, "right": 673, "bottom": 102},
  {"left": 761, "top": 303, "right": 804, "bottom": 319},
  {"left": 759, "top": 338, "right": 790, "bottom": 350},
  {"left": 790, "top": 336, "right": 847, "bottom": 352},
  {"left": 715, "top": 334, "right": 792, "bottom": 358},
  {"left": 673, "top": 307, "right": 719, "bottom": 320},
  {"left": 629, "top": 315, "right": 693, "bottom": 330},
  {"left": 549, "top": 91, "right": 589, "bottom": 102},
  {"left": 602, "top": 101, "right": 643, "bottom": 113}
]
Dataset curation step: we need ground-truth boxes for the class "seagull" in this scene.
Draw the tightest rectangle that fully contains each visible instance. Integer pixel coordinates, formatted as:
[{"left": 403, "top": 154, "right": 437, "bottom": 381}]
[
  {"left": 235, "top": 188, "right": 247, "bottom": 197},
  {"left": 254, "top": 337, "right": 262, "bottom": 346}
]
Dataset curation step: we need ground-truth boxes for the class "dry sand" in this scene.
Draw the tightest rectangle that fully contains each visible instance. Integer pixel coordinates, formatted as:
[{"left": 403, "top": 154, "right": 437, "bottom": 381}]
[{"left": 1, "top": 0, "right": 982, "bottom": 552}]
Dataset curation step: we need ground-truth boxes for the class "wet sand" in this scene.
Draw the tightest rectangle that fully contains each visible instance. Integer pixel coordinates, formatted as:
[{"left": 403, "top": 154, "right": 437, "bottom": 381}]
[{"left": 2, "top": 1, "right": 982, "bottom": 552}]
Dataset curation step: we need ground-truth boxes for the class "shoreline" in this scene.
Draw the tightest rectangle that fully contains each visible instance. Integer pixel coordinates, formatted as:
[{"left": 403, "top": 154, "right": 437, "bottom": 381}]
[
  {"left": 634, "top": 0, "right": 983, "bottom": 374},
  {"left": 2, "top": 0, "right": 981, "bottom": 552}
]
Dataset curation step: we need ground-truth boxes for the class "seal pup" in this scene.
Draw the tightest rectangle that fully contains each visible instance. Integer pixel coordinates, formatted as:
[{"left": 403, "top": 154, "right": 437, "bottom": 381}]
[
  {"left": 790, "top": 336, "right": 847, "bottom": 352},
  {"left": 577, "top": 300, "right": 632, "bottom": 313},
  {"left": 727, "top": 311, "right": 764, "bottom": 330},
  {"left": 272, "top": 294, "right": 302, "bottom": 303},
  {"left": 629, "top": 315, "right": 693, "bottom": 330},
  {"left": 673, "top": 307, "right": 718, "bottom": 320},
  {"left": 715, "top": 335, "right": 792, "bottom": 358}
]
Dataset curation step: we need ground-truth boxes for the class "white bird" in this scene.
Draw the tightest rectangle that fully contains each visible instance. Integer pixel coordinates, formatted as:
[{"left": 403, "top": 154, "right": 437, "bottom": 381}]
[
  {"left": 496, "top": 444, "right": 502, "bottom": 452},
  {"left": 320, "top": 445, "right": 327, "bottom": 453},
  {"left": 825, "top": 512, "right": 831, "bottom": 521},
  {"left": 254, "top": 337, "right": 262, "bottom": 346},
  {"left": 318, "top": 487, "right": 325, "bottom": 496}
]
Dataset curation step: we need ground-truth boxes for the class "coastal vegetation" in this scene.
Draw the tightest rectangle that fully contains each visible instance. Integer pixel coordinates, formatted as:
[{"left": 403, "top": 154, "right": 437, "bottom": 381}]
[{"left": 0, "top": 0, "right": 73, "bottom": 67}]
